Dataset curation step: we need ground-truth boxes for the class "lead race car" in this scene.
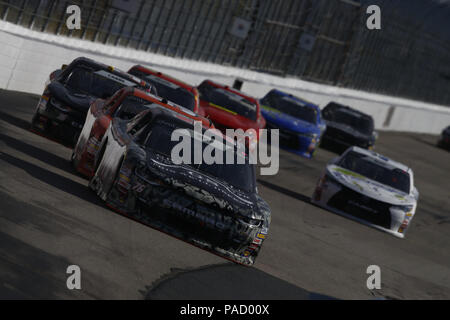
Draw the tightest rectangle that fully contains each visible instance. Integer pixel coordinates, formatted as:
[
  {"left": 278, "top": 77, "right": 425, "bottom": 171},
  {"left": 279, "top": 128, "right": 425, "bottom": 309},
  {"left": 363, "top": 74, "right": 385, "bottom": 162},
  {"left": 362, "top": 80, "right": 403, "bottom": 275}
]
[
  {"left": 312, "top": 147, "right": 419, "bottom": 238},
  {"left": 31, "top": 57, "right": 155, "bottom": 147},
  {"left": 89, "top": 106, "right": 271, "bottom": 265}
]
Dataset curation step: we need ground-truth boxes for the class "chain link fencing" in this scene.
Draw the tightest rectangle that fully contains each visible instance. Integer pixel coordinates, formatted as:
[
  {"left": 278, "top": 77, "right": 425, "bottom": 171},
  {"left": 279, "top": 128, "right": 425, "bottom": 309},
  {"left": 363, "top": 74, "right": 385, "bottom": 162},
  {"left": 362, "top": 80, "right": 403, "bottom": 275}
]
[{"left": 1, "top": 0, "right": 449, "bottom": 106}]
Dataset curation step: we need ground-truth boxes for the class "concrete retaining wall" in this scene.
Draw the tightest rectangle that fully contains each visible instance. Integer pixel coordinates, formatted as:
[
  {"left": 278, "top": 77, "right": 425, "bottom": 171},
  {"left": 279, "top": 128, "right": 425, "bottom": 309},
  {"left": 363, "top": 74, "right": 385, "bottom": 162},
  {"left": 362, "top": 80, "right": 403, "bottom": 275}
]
[{"left": 1, "top": 20, "right": 449, "bottom": 134}]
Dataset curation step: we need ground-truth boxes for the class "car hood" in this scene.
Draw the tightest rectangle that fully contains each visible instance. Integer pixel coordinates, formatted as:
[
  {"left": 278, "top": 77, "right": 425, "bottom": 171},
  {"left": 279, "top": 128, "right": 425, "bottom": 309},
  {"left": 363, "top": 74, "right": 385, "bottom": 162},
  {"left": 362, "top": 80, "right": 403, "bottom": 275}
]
[
  {"left": 48, "top": 82, "right": 94, "bottom": 112},
  {"left": 325, "top": 121, "right": 371, "bottom": 139},
  {"left": 261, "top": 104, "right": 320, "bottom": 134},
  {"left": 144, "top": 152, "right": 261, "bottom": 219},
  {"left": 327, "top": 164, "right": 415, "bottom": 205}
]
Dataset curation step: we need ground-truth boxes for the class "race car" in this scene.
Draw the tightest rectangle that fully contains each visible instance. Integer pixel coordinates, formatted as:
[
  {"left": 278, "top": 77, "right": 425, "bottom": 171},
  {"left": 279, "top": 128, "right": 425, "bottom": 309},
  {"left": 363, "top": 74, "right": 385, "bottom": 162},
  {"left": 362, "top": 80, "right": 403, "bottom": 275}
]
[
  {"left": 30, "top": 57, "right": 155, "bottom": 147},
  {"left": 128, "top": 65, "right": 200, "bottom": 113},
  {"left": 437, "top": 125, "right": 450, "bottom": 150},
  {"left": 259, "top": 89, "right": 326, "bottom": 158},
  {"left": 88, "top": 106, "right": 271, "bottom": 265},
  {"left": 197, "top": 80, "right": 266, "bottom": 140},
  {"left": 71, "top": 86, "right": 211, "bottom": 178},
  {"left": 312, "top": 146, "right": 419, "bottom": 238},
  {"left": 321, "top": 102, "right": 378, "bottom": 153}
]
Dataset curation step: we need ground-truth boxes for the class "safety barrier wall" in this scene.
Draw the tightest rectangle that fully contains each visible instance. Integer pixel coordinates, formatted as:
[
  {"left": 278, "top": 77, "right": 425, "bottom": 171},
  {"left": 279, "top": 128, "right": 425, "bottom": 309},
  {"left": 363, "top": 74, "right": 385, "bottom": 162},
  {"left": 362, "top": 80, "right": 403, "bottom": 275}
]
[{"left": 1, "top": 20, "right": 449, "bottom": 135}]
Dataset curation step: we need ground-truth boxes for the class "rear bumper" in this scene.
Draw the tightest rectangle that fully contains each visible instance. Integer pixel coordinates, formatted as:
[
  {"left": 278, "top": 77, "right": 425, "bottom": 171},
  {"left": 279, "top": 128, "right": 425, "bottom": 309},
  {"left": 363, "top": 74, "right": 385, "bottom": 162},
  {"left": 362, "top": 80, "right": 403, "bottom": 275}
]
[
  {"left": 321, "top": 132, "right": 372, "bottom": 150},
  {"left": 267, "top": 124, "right": 318, "bottom": 158},
  {"left": 438, "top": 136, "right": 450, "bottom": 149},
  {"left": 31, "top": 99, "right": 85, "bottom": 147},
  {"left": 281, "top": 141, "right": 316, "bottom": 159}
]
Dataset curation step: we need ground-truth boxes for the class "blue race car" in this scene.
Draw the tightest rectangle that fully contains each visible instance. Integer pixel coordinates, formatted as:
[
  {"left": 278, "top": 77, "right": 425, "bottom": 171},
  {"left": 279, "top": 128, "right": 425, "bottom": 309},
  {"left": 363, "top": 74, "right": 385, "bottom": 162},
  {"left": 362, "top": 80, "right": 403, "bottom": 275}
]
[{"left": 260, "top": 89, "right": 326, "bottom": 158}]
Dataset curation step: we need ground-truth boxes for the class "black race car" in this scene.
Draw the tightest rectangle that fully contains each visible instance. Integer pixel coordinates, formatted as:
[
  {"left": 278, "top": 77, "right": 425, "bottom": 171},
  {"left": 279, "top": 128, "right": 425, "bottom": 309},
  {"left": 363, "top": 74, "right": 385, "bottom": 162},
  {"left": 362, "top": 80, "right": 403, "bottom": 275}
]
[
  {"left": 30, "top": 57, "right": 155, "bottom": 147},
  {"left": 437, "top": 125, "right": 450, "bottom": 150},
  {"left": 321, "top": 102, "right": 377, "bottom": 153},
  {"left": 89, "top": 105, "right": 271, "bottom": 265}
]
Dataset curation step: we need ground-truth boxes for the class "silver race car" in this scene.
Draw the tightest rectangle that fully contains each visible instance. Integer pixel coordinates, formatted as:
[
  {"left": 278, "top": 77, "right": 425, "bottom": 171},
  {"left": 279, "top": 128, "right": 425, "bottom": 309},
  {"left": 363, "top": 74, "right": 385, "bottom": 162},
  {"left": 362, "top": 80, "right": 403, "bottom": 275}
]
[{"left": 312, "top": 147, "right": 419, "bottom": 238}]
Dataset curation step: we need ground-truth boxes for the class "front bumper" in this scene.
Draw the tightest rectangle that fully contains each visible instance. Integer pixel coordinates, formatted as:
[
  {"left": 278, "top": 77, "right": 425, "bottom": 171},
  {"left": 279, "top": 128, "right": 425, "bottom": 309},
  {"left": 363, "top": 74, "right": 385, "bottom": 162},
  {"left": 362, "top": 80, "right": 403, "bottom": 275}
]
[
  {"left": 104, "top": 173, "right": 268, "bottom": 265},
  {"left": 311, "top": 200, "right": 406, "bottom": 238},
  {"left": 312, "top": 178, "right": 413, "bottom": 238}
]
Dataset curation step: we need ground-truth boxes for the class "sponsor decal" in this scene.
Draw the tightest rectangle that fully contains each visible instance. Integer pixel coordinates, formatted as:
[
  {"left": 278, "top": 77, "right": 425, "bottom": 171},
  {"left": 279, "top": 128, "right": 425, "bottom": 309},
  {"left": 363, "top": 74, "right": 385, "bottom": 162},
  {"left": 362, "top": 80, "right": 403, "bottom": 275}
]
[
  {"left": 334, "top": 167, "right": 365, "bottom": 179},
  {"left": 261, "top": 104, "right": 281, "bottom": 114},
  {"left": 209, "top": 102, "right": 237, "bottom": 115},
  {"left": 94, "top": 70, "right": 137, "bottom": 87}
]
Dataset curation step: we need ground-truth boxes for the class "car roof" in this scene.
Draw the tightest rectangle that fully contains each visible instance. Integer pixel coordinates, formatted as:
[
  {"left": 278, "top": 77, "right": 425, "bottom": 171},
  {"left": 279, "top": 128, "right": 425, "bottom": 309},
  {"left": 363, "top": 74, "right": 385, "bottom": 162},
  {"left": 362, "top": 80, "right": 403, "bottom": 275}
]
[
  {"left": 268, "top": 89, "right": 320, "bottom": 110},
  {"left": 325, "top": 102, "right": 372, "bottom": 119},
  {"left": 346, "top": 146, "right": 411, "bottom": 173},
  {"left": 129, "top": 65, "right": 197, "bottom": 94},
  {"left": 121, "top": 87, "right": 211, "bottom": 127},
  {"left": 135, "top": 106, "right": 237, "bottom": 146},
  {"left": 201, "top": 80, "right": 258, "bottom": 104},
  {"left": 69, "top": 57, "right": 147, "bottom": 87}
]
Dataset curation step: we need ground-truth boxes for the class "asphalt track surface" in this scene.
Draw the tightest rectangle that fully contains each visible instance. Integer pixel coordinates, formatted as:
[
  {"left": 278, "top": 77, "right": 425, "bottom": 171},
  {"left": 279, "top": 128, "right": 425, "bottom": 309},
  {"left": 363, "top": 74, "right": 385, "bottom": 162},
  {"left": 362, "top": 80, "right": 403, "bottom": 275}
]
[{"left": 0, "top": 89, "right": 449, "bottom": 300}]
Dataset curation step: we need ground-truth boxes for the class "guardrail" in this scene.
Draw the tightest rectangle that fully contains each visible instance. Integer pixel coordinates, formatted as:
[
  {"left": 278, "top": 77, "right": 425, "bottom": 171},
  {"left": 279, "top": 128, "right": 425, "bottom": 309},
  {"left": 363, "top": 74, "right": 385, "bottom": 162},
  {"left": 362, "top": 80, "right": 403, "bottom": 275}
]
[{"left": 1, "top": 20, "right": 449, "bottom": 134}]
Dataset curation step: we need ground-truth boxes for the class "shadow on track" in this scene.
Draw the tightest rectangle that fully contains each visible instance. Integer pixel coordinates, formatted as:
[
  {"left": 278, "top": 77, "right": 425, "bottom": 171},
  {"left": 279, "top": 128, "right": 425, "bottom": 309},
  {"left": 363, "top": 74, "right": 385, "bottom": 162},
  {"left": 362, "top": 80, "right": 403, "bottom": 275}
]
[
  {"left": 409, "top": 134, "right": 442, "bottom": 149},
  {"left": 318, "top": 140, "right": 346, "bottom": 155},
  {"left": 145, "top": 262, "right": 335, "bottom": 300},
  {"left": 0, "top": 110, "right": 31, "bottom": 132},
  {"left": 0, "top": 231, "right": 74, "bottom": 299},
  {"left": 0, "top": 133, "right": 73, "bottom": 176},
  {"left": 0, "top": 152, "right": 103, "bottom": 208},
  {"left": 257, "top": 179, "right": 311, "bottom": 205},
  {"left": 0, "top": 227, "right": 101, "bottom": 299}
]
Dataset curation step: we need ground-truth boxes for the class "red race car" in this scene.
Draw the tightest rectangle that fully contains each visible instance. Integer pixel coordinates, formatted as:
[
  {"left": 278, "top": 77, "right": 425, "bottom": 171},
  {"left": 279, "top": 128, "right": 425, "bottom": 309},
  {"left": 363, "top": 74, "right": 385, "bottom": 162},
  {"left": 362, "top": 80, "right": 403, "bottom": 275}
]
[
  {"left": 71, "top": 86, "right": 211, "bottom": 178},
  {"left": 196, "top": 80, "right": 266, "bottom": 141},
  {"left": 128, "top": 65, "right": 200, "bottom": 114}
]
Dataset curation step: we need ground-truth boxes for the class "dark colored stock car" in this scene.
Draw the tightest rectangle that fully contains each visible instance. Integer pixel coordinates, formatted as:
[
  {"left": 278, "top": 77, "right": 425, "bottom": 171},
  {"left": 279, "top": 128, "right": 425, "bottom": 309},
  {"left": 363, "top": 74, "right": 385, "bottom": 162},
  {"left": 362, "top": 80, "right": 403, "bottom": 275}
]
[
  {"left": 30, "top": 57, "right": 154, "bottom": 147},
  {"left": 89, "top": 106, "right": 271, "bottom": 265},
  {"left": 437, "top": 125, "right": 450, "bottom": 151},
  {"left": 320, "top": 102, "right": 378, "bottom": 153}
]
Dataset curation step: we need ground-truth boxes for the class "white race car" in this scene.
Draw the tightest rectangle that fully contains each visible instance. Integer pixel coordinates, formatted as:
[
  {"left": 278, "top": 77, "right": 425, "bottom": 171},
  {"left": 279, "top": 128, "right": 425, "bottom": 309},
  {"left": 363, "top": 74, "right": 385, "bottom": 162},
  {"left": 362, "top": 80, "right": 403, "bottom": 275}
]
[{"left": 311, "top": 146, "right": 419, "bottom": 238}]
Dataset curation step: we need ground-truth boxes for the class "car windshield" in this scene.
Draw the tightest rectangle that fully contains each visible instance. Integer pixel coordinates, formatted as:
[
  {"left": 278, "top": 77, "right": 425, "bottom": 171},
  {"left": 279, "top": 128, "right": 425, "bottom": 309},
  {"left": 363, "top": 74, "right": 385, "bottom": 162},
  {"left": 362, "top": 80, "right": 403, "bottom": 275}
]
[
  {"left": 65, "top": 67, "right": 137, "bottom": 99},
  {"left": 115, "top": 96, "right": 151, "bottom": 120},
  {"left": 327, "top": 109, "right": 374, "bottom": 135},
  {"left": 145, "top": 122, "right": 255, "bottom": 192},
  {"left": 338, "top": 151, "right": 410, "bottom": 193},
  {"left": 129, "top": 69, "right": 196, "bottom": 111},
  {"left": 262, "top": 92, "right": 317, "bottom": 124},
  {"left": 198, "top": 82, "right": 257, "bottom": 121}
]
